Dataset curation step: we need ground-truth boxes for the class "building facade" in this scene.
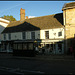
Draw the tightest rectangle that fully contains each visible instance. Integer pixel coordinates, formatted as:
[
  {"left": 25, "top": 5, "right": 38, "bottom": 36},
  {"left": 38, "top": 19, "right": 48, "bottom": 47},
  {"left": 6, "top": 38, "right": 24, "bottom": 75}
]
[
  {"left": 0, "top": 18, "right": 10, "bottom": 52},
  {"left": 3, "top": 3, "right": 75, "bottom": 55},
  {"left": 62, "top": 2, "right": 75, "bottom": 53}
]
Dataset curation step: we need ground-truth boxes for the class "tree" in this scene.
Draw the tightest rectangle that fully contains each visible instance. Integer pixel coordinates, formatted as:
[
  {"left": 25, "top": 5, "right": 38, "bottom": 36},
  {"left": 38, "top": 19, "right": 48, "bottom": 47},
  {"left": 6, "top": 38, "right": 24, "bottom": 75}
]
[{"left": 2, "top": 15, "right": 16, "bottom": 21}]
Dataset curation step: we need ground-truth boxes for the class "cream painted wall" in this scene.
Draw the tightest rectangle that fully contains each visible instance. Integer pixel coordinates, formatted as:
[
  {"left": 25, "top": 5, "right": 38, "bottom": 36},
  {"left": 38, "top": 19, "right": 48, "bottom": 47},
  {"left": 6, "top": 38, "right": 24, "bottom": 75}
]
[
  {"left": 0, "top": 18, "right": 10, "bottom": 41},
  {"left": 1, "top": 28, "right": 64, "bottom": 41},
  {"left": 0, "top": 22, "right": 8, "bottom": 27},
  {"left": 40, "top": 28, "right": 64, "bottom": 39},
  {"left": 0, "top": 18, "right": 10, "bottom": 23}
]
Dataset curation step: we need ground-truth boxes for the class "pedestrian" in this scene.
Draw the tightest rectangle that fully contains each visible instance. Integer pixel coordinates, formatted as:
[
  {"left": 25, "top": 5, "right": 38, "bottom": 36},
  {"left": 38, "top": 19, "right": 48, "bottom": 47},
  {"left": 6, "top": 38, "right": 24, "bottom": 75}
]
[{"left": 35, "top": 47, "right": 39, "bottom": 55}]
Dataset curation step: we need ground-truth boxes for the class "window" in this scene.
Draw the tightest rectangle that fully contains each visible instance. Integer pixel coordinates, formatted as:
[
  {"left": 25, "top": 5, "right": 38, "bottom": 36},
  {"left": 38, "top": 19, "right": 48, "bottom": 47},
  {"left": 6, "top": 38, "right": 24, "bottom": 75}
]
[
  {"left": 28, "top": 43, "right": 33, "bottom": 50},
  {"left": 23, "top": 43, "right": 27, "bottom": 50},
  {"left": 58, "top": 43, "right": 62, "bottom": 52},
  {"left": 13, "top": 44, "right": 17, "bottom": 50},
  {"left": 17, "top": 44, "right": 22, "bottom": 50},
  {"left": 8, "top": 33, "right": 11, "bottom": 40},
  {"left": 45, "top": 31, "right": 49, "bottom": 39},
  {"left": 4, "top": 34, "right": 6, "bottom": 40},
  {"left": 50, "top": 44, "right": 53, "bottom": 52},
  {"left": 22, "top": 32, "right": 26, "bottom": 39},
  {"left": 58, "top": 32, "right": 62, "bottom": 37},
  {"left": 46, "top": 44, "right": 49, "bottom": 48},
  {"left": 38, "top": 34, "right": 40, "bottom": 39},
  {"left": 31, "top": 32, "right": 35, "bottom": 39}
]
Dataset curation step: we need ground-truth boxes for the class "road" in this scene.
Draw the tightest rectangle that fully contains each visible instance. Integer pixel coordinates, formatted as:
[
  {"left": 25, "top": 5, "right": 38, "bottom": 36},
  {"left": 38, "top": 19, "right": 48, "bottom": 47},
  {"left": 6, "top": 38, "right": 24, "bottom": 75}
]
[{"left": 0, "top": 57, "right": 75, "bottom": 74}]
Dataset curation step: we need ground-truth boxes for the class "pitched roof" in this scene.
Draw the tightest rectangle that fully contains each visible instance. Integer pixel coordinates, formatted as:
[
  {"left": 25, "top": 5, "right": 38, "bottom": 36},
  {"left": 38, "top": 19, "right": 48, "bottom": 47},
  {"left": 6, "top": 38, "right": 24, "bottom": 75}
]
[
  {"left": 2, "top": 13, "right": 63, "bottom": 33},
  {"left": 62, "top": 2, "right": 75, "bottom": 10}
]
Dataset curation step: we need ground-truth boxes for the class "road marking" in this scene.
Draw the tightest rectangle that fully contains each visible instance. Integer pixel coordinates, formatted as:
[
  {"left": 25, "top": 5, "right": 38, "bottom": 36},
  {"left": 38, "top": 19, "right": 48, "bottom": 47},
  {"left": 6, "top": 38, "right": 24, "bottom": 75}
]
[
  {"left": 0, "top": 66, "right": 45, "bottom": 74},
  {"left": 21, "top": 69, "right": 45, "bottom": 74}
]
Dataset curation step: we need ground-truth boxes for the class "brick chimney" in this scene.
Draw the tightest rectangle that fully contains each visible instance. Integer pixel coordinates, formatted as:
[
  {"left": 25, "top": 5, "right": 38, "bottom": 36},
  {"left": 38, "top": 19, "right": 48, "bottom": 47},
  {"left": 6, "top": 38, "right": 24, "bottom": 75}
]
[
  {"left": 20, "top": 8, "right": 25, "bottom": 21},
  {"left": 26, "top": 16, "right": 28, "bottom": 19}
]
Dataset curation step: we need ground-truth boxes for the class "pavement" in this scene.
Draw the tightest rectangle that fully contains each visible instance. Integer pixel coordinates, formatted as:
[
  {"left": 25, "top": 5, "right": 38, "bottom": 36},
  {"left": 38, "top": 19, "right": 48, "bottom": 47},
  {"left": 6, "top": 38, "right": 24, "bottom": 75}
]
[{"left": 0, "top": 53, "right": 74, "bottom": 61}]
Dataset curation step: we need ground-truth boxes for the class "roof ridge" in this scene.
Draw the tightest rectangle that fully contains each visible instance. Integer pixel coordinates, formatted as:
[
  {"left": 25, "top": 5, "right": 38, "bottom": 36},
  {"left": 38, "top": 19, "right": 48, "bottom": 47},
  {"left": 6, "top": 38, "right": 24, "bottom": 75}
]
[{"left": 24, "top": 13, "right": 62, "bottom": 20}]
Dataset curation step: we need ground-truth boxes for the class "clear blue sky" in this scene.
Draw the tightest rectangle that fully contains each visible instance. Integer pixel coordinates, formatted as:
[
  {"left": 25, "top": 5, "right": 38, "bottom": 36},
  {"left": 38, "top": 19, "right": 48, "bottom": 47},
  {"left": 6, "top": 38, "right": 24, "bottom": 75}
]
[{"left": 0, "top": 1, "right": 74, "bottom": 21}]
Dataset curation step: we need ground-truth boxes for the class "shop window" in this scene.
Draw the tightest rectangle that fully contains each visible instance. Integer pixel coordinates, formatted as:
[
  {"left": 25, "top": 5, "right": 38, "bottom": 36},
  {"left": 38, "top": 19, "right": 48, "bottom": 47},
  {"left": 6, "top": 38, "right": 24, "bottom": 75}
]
[
  {"left": 23, "top": 43, "right": 27, "bottom": 50},
  {"left": 58, "top": 31, "right": 62, "bottom": 37},
  {"left": 45, "top": 31, "right": 49, "bottom": 39},
  {"left": 28, "top": 43, "right": 33, "bottom": 50},
  {"left": 58, "top": 43, "right": 62, "bottom": 52},
  {"left": 13, "top": 44, "right": 17, "bottom": 50},
  {"left": 17, "top": 44, "right": 22, "bottom": 50},
  {"left": 46, "top": 44, "right": 49, "bottom": 48},
  {"left": 50, "top": 44, "right": 53, "bottom": 52}
]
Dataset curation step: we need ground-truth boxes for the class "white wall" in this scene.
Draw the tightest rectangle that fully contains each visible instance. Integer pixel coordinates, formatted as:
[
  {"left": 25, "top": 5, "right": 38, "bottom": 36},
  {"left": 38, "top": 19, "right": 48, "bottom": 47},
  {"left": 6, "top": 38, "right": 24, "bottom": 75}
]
[
  {"left": 1, "top": 28, "right": 64, "bottom": 41},
  {"left": 0, "top": 18, "right": 10, "bottom": 23},
  {"left": 40, "top": 28, "right": 64, "bottom": 39},
  {"left": 1, "top": 30, "right": 40, "bottom": 41},
  {"left": 0, "top": 18, "right": 10, "bottom": 41},
  {"left": 11, "top": 32, "right": 22, "bottom": 40}
]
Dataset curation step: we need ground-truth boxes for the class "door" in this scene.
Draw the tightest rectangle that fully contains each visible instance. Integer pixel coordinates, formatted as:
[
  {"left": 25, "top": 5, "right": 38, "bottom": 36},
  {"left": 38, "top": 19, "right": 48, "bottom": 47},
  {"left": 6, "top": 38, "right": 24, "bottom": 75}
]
[{"left": 57, "top": 42, "right": 64, "bottom": 54}]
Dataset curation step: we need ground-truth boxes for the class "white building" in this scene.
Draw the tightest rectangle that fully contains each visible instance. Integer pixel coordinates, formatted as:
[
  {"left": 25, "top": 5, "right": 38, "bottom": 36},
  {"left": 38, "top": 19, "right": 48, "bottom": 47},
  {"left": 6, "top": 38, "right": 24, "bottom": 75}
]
[
  {"left": 1, "top": 8, "right": 64, "bottom": 56},
  {"left": 0, "top": 18, "right": 10, "bottom": 52}
]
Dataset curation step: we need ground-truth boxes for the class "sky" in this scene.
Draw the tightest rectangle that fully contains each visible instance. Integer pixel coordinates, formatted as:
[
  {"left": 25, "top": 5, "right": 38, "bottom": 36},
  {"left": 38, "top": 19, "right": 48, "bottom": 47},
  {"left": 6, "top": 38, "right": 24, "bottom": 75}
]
[{"left": 0, "top": 1, "right": 75, "bottom": 21}]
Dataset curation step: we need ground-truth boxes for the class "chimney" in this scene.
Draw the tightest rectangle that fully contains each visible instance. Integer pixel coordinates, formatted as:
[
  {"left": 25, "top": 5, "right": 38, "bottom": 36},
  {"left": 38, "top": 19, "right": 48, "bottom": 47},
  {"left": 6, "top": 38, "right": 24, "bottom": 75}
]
[
  {"left": 26, "top": 16, "right": 28, "bottom": 19},
  {"left": 20, "top": 8, "right": 25, "bottom": 21}
]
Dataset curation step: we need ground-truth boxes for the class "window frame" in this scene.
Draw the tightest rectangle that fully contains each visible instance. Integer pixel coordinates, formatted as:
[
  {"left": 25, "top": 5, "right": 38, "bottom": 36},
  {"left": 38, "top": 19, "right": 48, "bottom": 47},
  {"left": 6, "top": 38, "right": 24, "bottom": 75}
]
[
  {"left": 31, "top": 32, "right": 35, "bottom": 39},
  {"left": 22, "top": 32, "right": 26, "bottom": 40},
  {"left": 8, "top": 33, "right": 11, "bottom": 40},
  {"left": 45, "top": 31, "right": 49, "bottom": 39},
  {"left": 58, "top": 31, "right": 62, "bottom": 37},
  {"left": 3, "top": 34, "right": 6, "bottom": 40}
]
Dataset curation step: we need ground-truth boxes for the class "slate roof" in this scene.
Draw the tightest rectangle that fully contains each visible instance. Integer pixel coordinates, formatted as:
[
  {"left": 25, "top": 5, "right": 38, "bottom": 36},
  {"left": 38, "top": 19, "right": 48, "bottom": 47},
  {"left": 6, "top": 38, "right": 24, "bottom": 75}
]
[
  {"left": 62, "top": 2, "right": 75, "bottom": 10},
  {"left": 2, "top": 13, "right": 63, "bottom": 33}
]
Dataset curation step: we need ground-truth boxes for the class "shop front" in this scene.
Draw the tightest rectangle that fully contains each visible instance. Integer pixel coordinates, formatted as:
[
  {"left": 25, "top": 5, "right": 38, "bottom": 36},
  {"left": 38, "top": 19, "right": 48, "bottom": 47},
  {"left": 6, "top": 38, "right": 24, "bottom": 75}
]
[{"left": 39, "top": 40, "right": 64, "bottom": 54}]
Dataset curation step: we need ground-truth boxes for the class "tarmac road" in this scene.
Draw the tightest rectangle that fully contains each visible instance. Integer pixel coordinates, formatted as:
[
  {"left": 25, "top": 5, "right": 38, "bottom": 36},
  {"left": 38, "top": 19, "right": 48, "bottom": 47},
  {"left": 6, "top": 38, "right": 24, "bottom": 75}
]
[
  {"left": 0, "top": 54, "right": 75, "bottom": 74},
  {"left": 0, "top": 57, "right": 75, "bottom": 74}
]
